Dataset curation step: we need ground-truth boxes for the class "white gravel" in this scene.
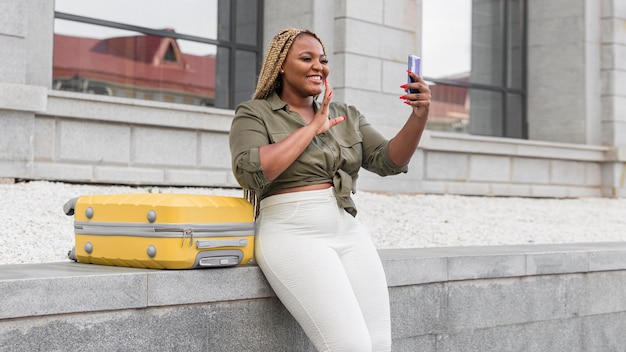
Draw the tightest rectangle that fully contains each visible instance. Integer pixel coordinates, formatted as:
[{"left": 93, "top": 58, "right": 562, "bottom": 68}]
[{"left": 1, "top": 180, "right": 626, "bottom": 265}]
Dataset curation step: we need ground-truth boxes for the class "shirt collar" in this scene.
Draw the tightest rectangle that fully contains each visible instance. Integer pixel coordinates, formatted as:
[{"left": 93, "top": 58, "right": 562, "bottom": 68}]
[
  {"left": 267, "top": 91, "right": 288, "bottom": 111},
  {"left": 266, "top": 91, "right": 321, "bottom": 113}
]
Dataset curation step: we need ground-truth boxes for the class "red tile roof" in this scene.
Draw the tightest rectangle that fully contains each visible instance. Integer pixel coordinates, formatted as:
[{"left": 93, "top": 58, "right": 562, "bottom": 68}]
[{"left": 53, "top": 33, "right": 215, "bottom": 97}]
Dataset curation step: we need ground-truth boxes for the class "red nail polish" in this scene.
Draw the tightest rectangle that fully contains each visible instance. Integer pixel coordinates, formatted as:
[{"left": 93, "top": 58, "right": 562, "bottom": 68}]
[
  {"left": 399, "top": 95, "right": 407, "bottom": 99},
  {"left": 328, "top": 91, "right": 333, "bottom": 97},
  {"left": 403, "top": 101, "right": 411, "bottom": 105},
  {"left": 343, "top": 116, "right": 346, "bottom": 121},
  {"left": 400, "top": 84, "right": 408, "bottom": 89}
]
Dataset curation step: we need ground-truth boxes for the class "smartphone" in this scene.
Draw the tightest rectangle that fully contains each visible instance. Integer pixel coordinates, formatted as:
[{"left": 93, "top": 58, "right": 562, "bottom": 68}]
[{"left": 407, "top": 54, "right": 421, "bottom": 93}]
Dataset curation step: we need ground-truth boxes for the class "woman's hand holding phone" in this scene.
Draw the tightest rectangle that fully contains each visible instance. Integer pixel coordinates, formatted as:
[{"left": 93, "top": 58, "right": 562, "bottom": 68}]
[{"left": 401, "top": 54, "right": 430, "bottom": 116}]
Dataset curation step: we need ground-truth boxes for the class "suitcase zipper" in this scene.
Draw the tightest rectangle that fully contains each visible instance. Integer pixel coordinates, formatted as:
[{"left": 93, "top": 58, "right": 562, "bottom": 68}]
[
  {"left": 75, "top": 221, "right": 253, "bottom": 237},
  {"left": 182, "top": 228, "right": 194, "bottom": 247},
  {"left": 74, "top": 222, "right": 254, "bottom": 250}
]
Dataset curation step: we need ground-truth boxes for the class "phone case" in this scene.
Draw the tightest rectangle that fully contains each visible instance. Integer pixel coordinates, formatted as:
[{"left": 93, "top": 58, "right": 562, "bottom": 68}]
[{"left": 408, "top": 54, "right": 421, "bottom": 93}]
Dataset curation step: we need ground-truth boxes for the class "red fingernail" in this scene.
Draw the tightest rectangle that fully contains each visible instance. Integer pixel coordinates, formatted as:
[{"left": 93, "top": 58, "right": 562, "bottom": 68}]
[
  {"left": 403, "top": 101, "right": 411, "bottom": 105},
  {"left": 343, "top": 116, "right": 346, "bottom": 121},
  {"left": 400, "top": 84, "right": 408, "bottom": 89},
  {"left": 328, "top": 91, "right": 333, "bottom": 97},
  {"left": 399, "top": 95, "right": 407, "bottom": 99}
]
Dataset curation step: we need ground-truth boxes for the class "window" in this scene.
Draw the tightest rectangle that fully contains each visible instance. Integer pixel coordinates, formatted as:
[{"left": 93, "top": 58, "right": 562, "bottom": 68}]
[
  {"left": 422, "top": 0, "right": 526, "bottom": 138},
  {"left": 53, "top": 0, "right": 263, "bottom": 110}
]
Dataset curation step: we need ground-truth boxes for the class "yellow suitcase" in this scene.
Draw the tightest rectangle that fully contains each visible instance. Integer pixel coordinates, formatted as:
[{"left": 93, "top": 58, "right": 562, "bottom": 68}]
[{"left": 63, "top": 193, "right": 254, "bottom": 269}]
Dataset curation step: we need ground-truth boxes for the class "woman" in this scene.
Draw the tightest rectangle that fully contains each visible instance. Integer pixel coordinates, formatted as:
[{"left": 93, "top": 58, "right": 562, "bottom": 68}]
[{"left": 229, "top": 27, "right": 430, "bottom": 351}]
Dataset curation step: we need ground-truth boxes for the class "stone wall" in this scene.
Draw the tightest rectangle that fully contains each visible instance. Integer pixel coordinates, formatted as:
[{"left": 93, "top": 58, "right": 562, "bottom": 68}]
[
  {"left": 1, "top": 90, "right": 619, "bottom": 198},
  {"left": 29, "top": 91, "right": 236, "bottom": 187},
  {"left": 2, "top": 243, "right": 626, "bottom": 351}
]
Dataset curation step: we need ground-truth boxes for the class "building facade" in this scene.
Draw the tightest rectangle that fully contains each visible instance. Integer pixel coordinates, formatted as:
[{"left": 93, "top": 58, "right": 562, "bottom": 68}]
[{"left": 0, "top": 0, "right": 625, "bottom": 198}]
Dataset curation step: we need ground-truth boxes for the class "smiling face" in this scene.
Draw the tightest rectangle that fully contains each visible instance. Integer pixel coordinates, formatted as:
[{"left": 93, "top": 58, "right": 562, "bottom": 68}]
[{"left": 279, "top": 33, "right": 329, "bottom": 100}]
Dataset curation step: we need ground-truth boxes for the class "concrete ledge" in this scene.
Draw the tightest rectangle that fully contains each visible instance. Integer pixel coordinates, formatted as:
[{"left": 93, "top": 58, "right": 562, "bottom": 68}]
[
  {"left": 0, "top": 83, "right": 47, "bottom": 112},
  {"left": 2, "top": 243, "right": 626, "bottom": 351},
  {"left": 43, "top": 90, "right": 234, "bottom": 132},
  {"left": 3, "top": 243, "right": 626, "bottom": 319},
  {"left": 421, "top": 131, "right": 610, "bottom": 161},
  {"left": 383, "top": 242, "right": 626, "bottom": 284},
  {"left": 0, "top": 263, "right": 273, "bottom": 320}
]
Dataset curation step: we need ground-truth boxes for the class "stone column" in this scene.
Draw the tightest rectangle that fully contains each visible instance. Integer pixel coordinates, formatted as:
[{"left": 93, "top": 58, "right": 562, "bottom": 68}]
[
  {"left": 0, "top": 0, "right": 53, "bottom": 179},
  {"left": 526, "top": 0, "right": 602, "bottom": 145},
  {"left": 600, "top": 0, "right": 626, "bottom": 197},
  {"left": 600, "top": 0, "right": 626, "bottom": 147}
]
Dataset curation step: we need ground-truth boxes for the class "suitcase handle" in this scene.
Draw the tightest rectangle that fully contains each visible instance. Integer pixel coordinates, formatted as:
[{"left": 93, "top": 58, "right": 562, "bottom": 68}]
[
  {"left": 196, "top": 238, "right": 248, "bottom": 249},
  {"left": 63, "top": 197, "right": 79, "bottom": 216}
]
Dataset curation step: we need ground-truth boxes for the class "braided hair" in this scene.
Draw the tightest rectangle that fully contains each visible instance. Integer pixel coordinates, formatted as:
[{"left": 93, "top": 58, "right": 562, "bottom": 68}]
[{"left": 253, "top": 27, "right": 327, "bottom": 100}]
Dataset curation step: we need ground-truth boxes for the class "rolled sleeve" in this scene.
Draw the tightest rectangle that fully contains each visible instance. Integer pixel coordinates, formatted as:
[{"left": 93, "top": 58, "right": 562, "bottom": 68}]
[
  {"left": 233, "top": 147, "right": 270, "bottom": 190},
  {"left": 229, "top": 103, "right": 271, "bottom": 191},
  {"left": 359, "top": 116, "right": 408, "bottom": 177},
  {"left": 368, "top": 140, "right": 409, "bottom": 176}
]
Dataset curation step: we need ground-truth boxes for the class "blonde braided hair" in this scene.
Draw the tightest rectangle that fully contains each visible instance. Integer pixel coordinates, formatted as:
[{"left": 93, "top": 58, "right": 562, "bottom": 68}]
[
  {"left": 253, "top": 27, "right": 327, "bottom": 100},
  {"left": 245, "top": 28, "right": 328, "bottom": 217}
]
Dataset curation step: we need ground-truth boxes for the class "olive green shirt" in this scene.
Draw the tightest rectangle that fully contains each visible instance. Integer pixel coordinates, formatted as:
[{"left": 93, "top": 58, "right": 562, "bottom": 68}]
[{"left": 229, "top": 91, "right": 408, "bottom": 216}]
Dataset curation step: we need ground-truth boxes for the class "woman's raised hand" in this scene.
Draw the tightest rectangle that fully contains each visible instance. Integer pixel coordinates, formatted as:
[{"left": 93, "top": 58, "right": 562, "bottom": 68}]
[{"left": 313, "top": 79, "right": 346, "bottom": 135}]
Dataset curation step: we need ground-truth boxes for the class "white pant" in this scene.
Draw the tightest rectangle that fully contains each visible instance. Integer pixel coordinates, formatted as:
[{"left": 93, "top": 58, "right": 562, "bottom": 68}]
[{"left": 255, "top": 188, "right": 392, "bottom": 352}]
